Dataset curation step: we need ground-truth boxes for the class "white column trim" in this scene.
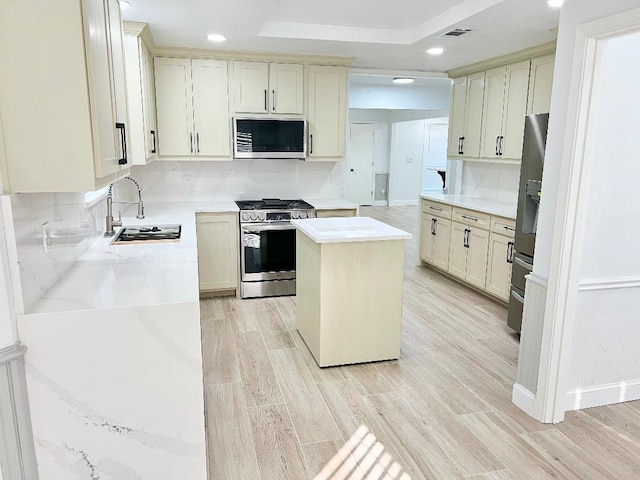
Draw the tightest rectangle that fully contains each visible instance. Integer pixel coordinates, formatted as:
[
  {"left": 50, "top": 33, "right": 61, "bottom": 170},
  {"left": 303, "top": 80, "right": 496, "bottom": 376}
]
[
  {"left": 578, "top": 277, "right": 640, "bottom": 291},
  {"left": 512, "top": 383, "right": 536, "bottom": 416},
  {"left": 533, "top": 7, "right": 640, "bottom": 424}
]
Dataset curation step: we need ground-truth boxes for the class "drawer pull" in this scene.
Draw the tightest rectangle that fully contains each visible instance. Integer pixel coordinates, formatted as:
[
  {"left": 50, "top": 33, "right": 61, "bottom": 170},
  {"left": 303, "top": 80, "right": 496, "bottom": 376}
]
[
  {"left": 503, "top": 225, "right": 516, "bottom": 232},
  {"left": 430, "top": 206, "right": 443, "bottom": 212},
  {"left": 461, "top": 215, "right": 478, "bottom": 222}
]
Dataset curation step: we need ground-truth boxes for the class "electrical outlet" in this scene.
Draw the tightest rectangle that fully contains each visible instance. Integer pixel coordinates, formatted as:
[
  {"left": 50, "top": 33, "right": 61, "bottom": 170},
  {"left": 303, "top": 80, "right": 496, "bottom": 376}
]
[{"left": 183, "top": 175, "right": 193, "bottom": 189}]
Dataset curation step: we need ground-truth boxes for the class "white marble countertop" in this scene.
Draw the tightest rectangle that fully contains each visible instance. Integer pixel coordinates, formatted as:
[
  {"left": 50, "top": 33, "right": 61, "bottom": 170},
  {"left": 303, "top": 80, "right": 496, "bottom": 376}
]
[
  {"left": 304, "top": 198, "right": 359, "bottom": 210},
  {"left": 292, "top": 217, "right": 412, "bottom": 244},
  {"left": 30, "top": 202, "right": 237, "bottom": 314},
  {"left": 421, "top": 194, "right": 517, "bottom": 219}
]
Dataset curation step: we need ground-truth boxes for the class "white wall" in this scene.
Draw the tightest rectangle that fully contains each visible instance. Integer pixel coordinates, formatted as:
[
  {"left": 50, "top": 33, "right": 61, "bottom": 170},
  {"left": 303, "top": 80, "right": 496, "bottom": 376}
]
[
  {"left": 349, "top": 83, "right": 451, "bottom": 110},
  {"left": 389, "top": 120, "right": 425, "bottom": 205},
  {"left": 0, "top": 197, "right": 18, "bottom": 348},
  {"left": 567, "top": 31, "right": 640, "bottom": 402}
]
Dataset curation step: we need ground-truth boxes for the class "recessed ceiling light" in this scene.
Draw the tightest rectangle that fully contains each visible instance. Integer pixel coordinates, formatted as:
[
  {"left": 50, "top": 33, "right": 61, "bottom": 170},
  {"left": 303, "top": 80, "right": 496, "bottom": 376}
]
[
  {"left": 547, "top": 0, "right": 563, "bottom": 7},
  {"left": 119, "top": 0, "right": 131, "bottom": 9},
  {"left": 427, "top": 47, "right": 444, "bottom": 56},
  {"left": 393, "top": 77, "right": 414, "bottom": 85},
  {"left": 207, "top": 34, "right": 227, "bottom": 43}
]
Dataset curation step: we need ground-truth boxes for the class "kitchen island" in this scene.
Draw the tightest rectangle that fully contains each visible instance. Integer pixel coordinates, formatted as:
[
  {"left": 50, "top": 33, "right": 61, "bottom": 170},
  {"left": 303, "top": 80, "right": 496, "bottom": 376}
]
[{"left": 292, "top": 217, "right": 411, "bottom": 367}]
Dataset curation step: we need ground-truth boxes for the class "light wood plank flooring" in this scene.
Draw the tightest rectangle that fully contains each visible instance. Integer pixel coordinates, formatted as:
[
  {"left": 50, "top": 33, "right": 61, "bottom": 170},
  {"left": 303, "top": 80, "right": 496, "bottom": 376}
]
[{"left": 201, "top": 205, "right": 640, "bottom": 479}]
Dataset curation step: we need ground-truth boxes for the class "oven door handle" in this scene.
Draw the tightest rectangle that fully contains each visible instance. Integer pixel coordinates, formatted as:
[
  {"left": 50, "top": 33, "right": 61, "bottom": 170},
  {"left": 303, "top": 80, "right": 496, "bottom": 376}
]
[{"left": 242, "top": 223, "right": 296, "bottom": 233}]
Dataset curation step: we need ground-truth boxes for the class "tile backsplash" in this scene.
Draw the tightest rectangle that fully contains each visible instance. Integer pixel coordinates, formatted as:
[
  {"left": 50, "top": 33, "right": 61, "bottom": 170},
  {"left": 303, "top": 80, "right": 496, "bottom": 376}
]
[
  {"left": 461, "top": 162, "right": 521, "bottom": 204},
  {"left": 128, "top": 160, "right": 346, "bottom": 203}
]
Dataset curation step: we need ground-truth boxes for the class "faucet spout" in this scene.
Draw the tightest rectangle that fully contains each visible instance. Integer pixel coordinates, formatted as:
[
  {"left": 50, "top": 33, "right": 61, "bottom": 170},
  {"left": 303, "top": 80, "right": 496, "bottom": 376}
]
[{"left": 104, "top": 176, "right": 145, "bottom": 237}]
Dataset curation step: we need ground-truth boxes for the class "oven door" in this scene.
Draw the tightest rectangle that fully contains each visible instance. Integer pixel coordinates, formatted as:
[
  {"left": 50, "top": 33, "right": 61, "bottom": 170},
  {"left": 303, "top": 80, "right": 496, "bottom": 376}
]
[{"left": 240, "top": 223, "right": 297, "bottom": 282}]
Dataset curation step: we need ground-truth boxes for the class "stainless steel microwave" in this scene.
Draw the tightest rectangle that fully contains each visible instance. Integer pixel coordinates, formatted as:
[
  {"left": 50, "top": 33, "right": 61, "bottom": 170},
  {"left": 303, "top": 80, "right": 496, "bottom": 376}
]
[{"left": 233, "top": 118, "right": 307, "bottom": 159}]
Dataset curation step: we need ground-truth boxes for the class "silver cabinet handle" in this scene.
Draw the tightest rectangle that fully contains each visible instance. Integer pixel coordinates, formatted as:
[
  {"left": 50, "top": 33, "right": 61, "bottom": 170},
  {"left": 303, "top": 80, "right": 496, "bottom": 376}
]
[
  {"left": 461, "top": 215, "right": 478, "bottom": 222},
  {"left": 430, "top": 206, "right": 443, "bottom": 212},
  {"left": 272, "top": 90, "right": 276, "bottom": 111}
]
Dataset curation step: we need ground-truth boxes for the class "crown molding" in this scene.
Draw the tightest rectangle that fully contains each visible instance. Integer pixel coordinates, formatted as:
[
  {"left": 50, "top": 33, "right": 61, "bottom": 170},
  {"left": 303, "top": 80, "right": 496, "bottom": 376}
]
[
  {"left": 151, "top": 46, "right": 354, "bottom": 66},
  {"left": 123, "top": 21, "right": 156, "bottom": 49},
  {"left": 447, "top": 41, "right": 557, "bottom": 78},
  {"left": 350, "top": 68, "right": 449, "bottom": 79}
]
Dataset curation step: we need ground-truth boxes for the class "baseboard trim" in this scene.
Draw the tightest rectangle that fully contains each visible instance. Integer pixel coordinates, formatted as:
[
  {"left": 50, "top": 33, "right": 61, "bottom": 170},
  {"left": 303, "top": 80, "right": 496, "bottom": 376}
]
[
  {"left": 388, "top": 200, "right": 419, "bottom": 207},
  {"left": 373, "top": 200, "right": 388, "bottom": 206},
  {"left": 566, "top": 379, "right": 640, "bottom": 411},
  {"left": 512, "top": 383, "right": 536, "bottom": 416}
]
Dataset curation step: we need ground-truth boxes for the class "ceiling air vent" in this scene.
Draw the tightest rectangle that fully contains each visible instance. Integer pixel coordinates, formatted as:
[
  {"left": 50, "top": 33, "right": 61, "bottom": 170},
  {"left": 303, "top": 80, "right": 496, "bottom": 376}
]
[{"left": 441, "top": 28, "right": 472, "bottom": 37}]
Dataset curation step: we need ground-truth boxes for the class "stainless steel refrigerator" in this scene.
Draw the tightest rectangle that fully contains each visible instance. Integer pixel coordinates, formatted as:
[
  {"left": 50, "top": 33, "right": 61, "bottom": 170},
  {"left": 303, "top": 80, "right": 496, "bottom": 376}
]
[{"left": 507, "top": 113, "right": 549, "bottom": 333}]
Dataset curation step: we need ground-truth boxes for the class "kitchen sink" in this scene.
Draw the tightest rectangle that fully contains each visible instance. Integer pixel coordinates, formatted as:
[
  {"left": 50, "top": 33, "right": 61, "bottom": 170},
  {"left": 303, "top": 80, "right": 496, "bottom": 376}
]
[{"left": 111, "top": 225, "right": 181, "bottom": 244}]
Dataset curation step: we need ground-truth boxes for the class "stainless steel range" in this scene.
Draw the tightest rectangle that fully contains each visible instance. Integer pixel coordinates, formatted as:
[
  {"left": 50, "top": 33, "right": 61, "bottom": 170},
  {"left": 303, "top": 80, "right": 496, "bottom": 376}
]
[{"left": 236, "top": 199, "right": 315, "bottom": 298}]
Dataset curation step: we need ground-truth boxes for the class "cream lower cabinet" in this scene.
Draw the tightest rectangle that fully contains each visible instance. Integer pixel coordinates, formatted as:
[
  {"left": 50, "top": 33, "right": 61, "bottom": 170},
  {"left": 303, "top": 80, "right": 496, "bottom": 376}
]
[
  {"left": 448, "top": 223, "right": 489, "bottom": 289},
  {"left": 486, "top": 233, "right": 514, "bottom": 301},
  {"left": 155, "top": 58, "right": 230, "bottom": 158},
  {"left": 420, "top": 214, "right": 451, "bottom": 270},
  {"left": 196, "top": 213, "right": 239, "bottom": 293},
  {"left": 315, "top": 209, "right": 357, "bottom": 218},
  {"left": 0, "top": 0, "right": 130, "bottom": 192},
  {"left": 308, "top": 65, "right": 348, "bottom": 159}
]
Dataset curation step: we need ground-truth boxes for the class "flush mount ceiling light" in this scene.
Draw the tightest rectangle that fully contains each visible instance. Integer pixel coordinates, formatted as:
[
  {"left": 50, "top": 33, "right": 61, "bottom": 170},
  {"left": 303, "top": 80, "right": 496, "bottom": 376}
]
[
  {"left": 427, "top": 47, "right": 444, "bottom": 56},
  {"left": 547, "top": 0, "right": 563, "bottom": 7},
  {"left": 119, "top": 0, "right": 131, "bottom": 9},
  {"left": 393, "top": 77, "right": 415, "bottom": 84},
  {"left": 207, "top": 34, "right": 227, "bottom": 43}
]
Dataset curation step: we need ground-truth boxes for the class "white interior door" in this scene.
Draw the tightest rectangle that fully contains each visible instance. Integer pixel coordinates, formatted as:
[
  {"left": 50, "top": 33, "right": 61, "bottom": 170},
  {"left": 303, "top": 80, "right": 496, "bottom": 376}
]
[{"left": 347, "top": 123, "right": 375, "bottom": 205}]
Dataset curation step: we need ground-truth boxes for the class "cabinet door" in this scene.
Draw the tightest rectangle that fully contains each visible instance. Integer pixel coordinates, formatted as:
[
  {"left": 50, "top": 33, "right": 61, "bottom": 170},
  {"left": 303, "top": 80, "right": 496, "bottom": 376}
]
[
  {"left": 106, "top": 0, "right": 128, "bottom": 167},
  {"left": 191, "top": 59, "right": 230, "bottom": 157},
  {"left": 420, "top": 213, "right": 435, "bottom": 263},
  {"left": 486, "top": 233, "right": 513, "bottom": 301},
  {"left": 270, "top": 63, "right": 304, "bottom": 114},
  {"left": 500, "top": 60, "right": 531, "bottom": 160},
  {"left": 84, "top": 0, "right": 119, "bottom": 178},
  {"left": 233, "top": 61, "right": 269, "bottom": 113},
  {"left": 527, "top": 55, "right": 555, "bottom": 115},
  {"left": 154, "top": 57, "right": 194, "bottom": 156},
  {"left": 141, "top": 41, "right": 157, "bottom": 159},
  {"left": 432, "top": 217, "right": 451, "bottom": 271},
  {"left": 448, "top": 222, "right": 468, "bottom": 280},
  {"left": 479, "top": 66, "right": 506, "bottom": 158},
  {"left": 196, "top": 214, "right": 239, "bottom": 291},
  {"left": 447, "top": 77, "right": 467, "bottom": 157},
  {"left": 308, "top": 65, "right": 347, "bottom": 158},
  {"left": 466, "top": 227, "right": 490, "bottom": 289},
  {"left": 461, "top": 72, "right": 485, "bottom": 158}
]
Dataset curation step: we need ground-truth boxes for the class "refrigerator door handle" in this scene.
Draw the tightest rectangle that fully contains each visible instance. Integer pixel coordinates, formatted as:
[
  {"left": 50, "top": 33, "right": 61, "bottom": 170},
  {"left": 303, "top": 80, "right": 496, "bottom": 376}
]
[
  {"left": 514, "top": 256, "right": 533, "bottom": 271},
  {"left": 511, "top": 289, "right": 525, "bottom": 303}
]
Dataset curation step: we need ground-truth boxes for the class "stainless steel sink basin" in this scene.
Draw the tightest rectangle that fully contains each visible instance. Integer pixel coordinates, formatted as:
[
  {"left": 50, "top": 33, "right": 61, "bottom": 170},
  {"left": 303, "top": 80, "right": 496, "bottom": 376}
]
[{"left": 111, "top": 225, "right": 181, "bottom": 244}]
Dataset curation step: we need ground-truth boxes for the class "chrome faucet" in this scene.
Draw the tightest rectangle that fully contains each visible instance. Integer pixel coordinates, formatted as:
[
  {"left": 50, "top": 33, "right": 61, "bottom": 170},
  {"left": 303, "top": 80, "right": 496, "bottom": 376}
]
[{"left": 104, "top": 176, "right": 145, "bottom": 237}]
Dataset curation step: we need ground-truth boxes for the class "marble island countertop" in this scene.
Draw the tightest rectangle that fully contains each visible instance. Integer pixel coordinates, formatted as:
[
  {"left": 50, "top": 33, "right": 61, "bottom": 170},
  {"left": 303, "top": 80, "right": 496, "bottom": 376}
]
[
  {"left": 421, "top": 193, "right": 517, "bottom": 219},
  {"left": 292, "top": 216, "right": 412, "bottom": 243},
  {"left": 304, "top": 198, "right": 359, "bottom": 210}
]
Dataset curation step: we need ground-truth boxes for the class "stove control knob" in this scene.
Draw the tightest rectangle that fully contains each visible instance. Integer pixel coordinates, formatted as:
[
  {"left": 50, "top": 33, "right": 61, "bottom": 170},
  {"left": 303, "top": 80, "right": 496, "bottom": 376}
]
[
  {"left": 250, "top": 213, "right": 258, "bottom": 221},
  {"left": 308, "top": 211, "right": 315, "bottom": 218},
  {"left": 291, "top": 211, "right": 299, "bottom": 219},
  {"left": 241, "top": 212, "right": 250, "bottom": 221},
  {"left": 299, "top": 212, "right": 307, "bottom": 219},
  {"left": 258, "top": 212, "right": 266, "bottom": 221}
]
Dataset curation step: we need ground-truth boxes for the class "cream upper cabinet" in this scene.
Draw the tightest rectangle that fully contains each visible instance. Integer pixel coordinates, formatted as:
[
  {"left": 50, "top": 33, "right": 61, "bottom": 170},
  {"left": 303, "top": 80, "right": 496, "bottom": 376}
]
[
  {"left": 447, "top": 73, "right": 485, "bottom": 158},
  {"left": 155, "top": 58, "right": 230, "bottom": 158},
  {"left": 480, "top": 61, "right": 531, "bottom": 160},
  {"left": 527, "top": 54, "right": 555, "bottom": 114},
  {"left": 486, "top": 233, "right": 514, "bottom": 301},
  {"left": 0, "top": 0, "right": 130, "bottom": 192},
  {"left": 124, "top": 28, "right": 157, "bottom": 165},
  {"left": 196, "top": 213, "right": 239, "bottom": 292},
  {"left": 308, "top": 65, "right": 348, "bottom": 159},
  {"left": 233, "top": 62, "right": 304, "bottom": 114}
]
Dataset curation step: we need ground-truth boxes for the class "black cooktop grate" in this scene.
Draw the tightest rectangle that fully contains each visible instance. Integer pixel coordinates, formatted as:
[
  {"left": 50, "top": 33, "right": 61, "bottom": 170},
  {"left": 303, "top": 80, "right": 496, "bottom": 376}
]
[{"left": 235, "top": 199, "right": 314, "bottom": 210}]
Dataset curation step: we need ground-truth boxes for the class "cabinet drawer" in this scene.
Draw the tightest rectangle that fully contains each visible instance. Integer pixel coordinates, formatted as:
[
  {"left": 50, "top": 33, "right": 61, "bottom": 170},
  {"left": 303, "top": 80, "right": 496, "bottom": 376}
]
[
  {"left": 421, "top": 200, "right": 452, "bottom": 219},
  {"left": 452, "top": 207, "right": 490, "bottom": 230},
  {"left": 491, "top": 216, "right": 516, "bottom": 238}
]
